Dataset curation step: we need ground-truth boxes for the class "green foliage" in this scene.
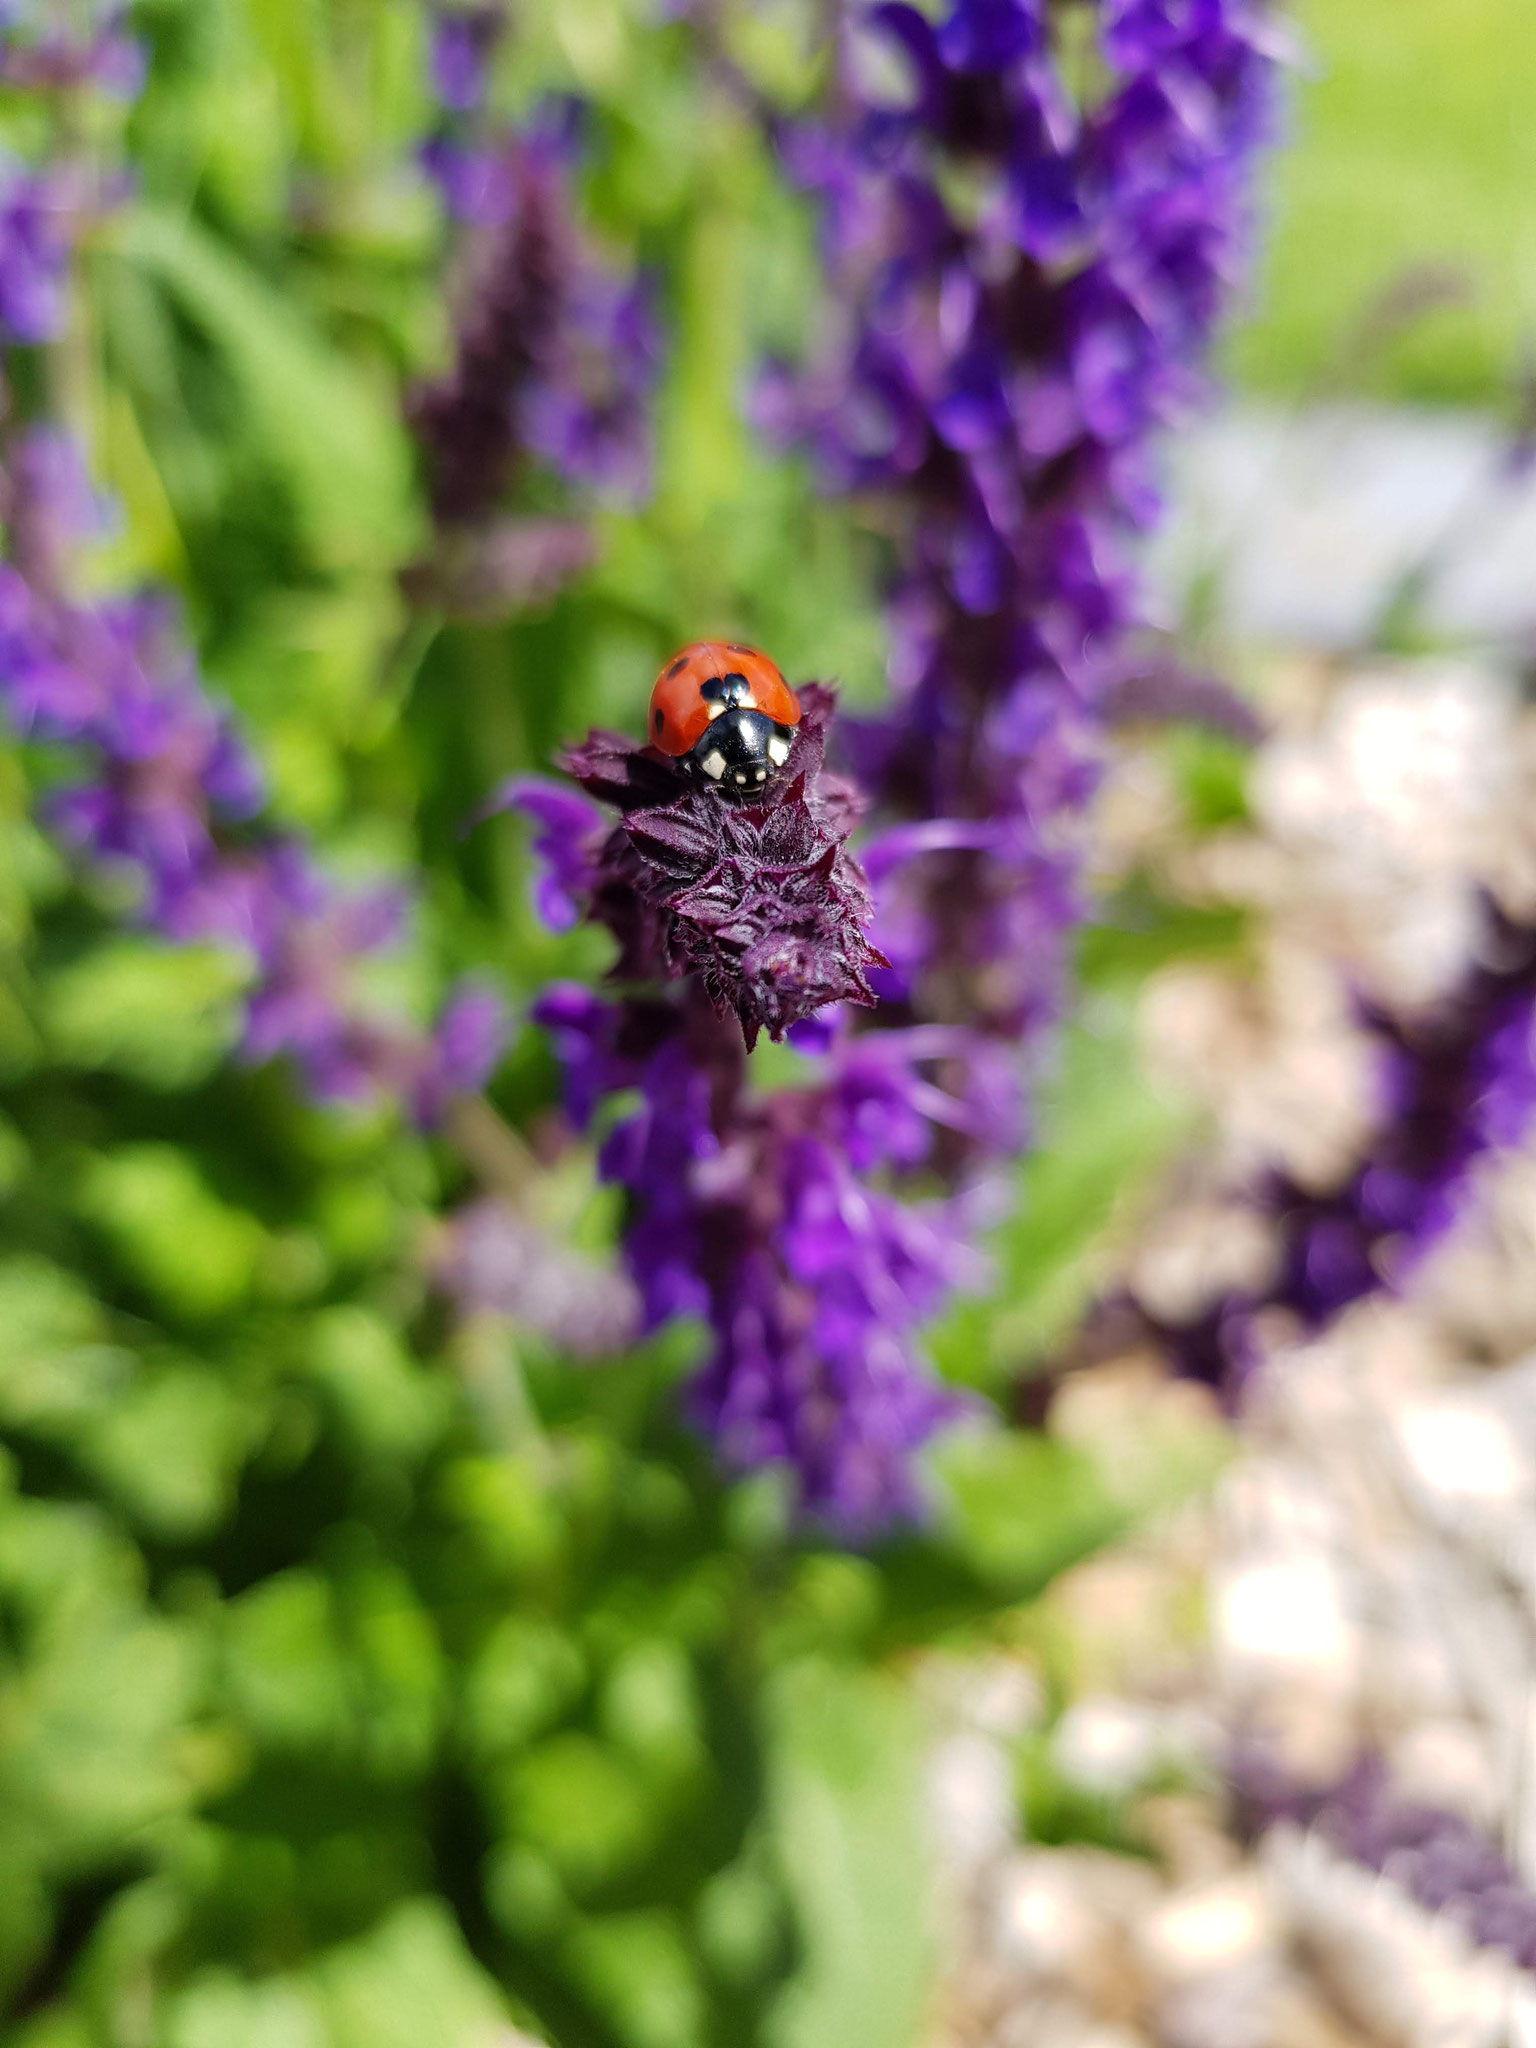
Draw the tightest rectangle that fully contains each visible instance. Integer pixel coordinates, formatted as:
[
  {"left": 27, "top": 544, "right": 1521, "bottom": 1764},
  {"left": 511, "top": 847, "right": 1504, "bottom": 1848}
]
[
  {"left": 1230, "top": 0, "right": 1536, "bottom": 404},
  {"left": 762, "top": 1662, "right": 930, "bottom": 2048}
]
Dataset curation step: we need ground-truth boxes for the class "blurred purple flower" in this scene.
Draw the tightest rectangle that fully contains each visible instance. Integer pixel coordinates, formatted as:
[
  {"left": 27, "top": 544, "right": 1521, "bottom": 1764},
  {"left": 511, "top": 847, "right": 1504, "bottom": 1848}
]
[
  {"left": 437, "top": 1195, "right": 641, "bottom": 1357},
  {"left": 0, "top": 163, "right": 70, "bottom": 345},
  {"left": 0, "top": 5, "right": 144, "bottom": 97},
  {"left": 410, "top": 127, "right": 660, "bottom": 531},
  {"left": 1235, "top": 1748, "right": 1536, "bottom": 1970},
  {"left": 0, "top": 427, "right": 508, "bottom": 1123},
  {"left": 1143, "top": 912, "right": 1536, "bottom": 1397},
  {"left": 429, "top": 5, "right": 504, "bottom": 115},
  {"left": 414, "top": 980, "right": 512, "bottom": 1124},
  {"left": 763, "top": 0, "right": 1279, "bottom": 1163}
]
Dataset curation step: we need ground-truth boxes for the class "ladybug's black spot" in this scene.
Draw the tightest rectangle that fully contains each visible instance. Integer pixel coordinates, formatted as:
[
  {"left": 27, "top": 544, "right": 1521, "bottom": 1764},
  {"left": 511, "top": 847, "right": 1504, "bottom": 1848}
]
[
  {"left": 653, "top": 708, "right": 664, "bottom": 733},
  {"left": 665, "top": 657, "right": 688, "bottom": 680},
  {"left": 701, "top": 672, "right": 751, "bottom": 709}
]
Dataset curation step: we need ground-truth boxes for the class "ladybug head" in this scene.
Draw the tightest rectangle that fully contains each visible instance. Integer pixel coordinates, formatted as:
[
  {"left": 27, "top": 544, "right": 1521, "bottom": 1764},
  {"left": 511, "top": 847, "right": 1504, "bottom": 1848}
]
[{"left": 688, "top": 703, "right": 794, "bottom": 793}]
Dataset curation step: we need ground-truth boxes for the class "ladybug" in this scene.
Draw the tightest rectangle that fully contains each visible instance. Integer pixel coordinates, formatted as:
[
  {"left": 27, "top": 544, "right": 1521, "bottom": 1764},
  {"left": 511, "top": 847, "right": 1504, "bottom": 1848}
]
[{"left": 648, "top": 641, "right": 801, "bottom": 793}]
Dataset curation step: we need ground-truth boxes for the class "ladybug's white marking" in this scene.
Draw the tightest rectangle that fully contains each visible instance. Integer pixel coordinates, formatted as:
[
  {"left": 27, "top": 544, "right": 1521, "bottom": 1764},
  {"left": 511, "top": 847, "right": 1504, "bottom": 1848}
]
[
  {"left": 766, "top": 735, "right": 791, "bottom": 766},
  {"left": 700, "top": 749, "right": 727, "bottom": 780},
  {"left": 706, "top": 700, "right": 725, "bottom": 720}
]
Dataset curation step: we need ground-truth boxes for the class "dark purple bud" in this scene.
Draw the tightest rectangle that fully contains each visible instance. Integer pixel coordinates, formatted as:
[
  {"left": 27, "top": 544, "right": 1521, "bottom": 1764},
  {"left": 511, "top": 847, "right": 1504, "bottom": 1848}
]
[{"left": 556, "top": 686, "right": 889, "bottom": 1049}]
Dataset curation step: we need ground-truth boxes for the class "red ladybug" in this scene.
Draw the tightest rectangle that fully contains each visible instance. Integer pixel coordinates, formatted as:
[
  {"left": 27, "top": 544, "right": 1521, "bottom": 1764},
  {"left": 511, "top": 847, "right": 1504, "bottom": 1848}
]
[{"left": 648, "top": 641, "right": 801, "bottom": 793}]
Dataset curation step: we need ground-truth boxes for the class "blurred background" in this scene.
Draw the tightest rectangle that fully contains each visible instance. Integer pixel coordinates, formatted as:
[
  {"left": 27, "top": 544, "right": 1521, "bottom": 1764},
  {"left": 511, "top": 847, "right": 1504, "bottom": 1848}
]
[{"left": 2, "top": 3, "right": 1536, "bottom": 2047}]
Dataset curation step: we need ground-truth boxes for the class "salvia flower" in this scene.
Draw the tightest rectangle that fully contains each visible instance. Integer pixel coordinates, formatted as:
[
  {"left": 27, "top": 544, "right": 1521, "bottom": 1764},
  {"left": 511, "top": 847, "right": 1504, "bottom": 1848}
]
[
  {"left": 437, "top": 1195, "right": 641, "bottom": 1358},
  {"left": 509, "top": 687, "right": 966, "bottom": 1532},
  {"left": 763, "top": 0, "right": 1280, "bottom": 1162},
  {"left": 1235, "top": 1748, "right": 1536, "bottom": 1971},
  {"left": 0, "top": 4, "right": 144, "bottom": 97},
  {"left": 1143, "top": 909, "right": 1536, "bottom": 1397},
  {"left": 0, "top": 161, "right": 70, "bottom": 346},
  {"left": 411, "top": 115, "right": 661, "bottom": 561},
  {"left": 0, "top": 426, "right": 507, "bottom": 1124},
  {"left": 528, "top": 974, "right": 967, "bottom": 1533},
  {"left": 429, "top": 4, "right": 505, "bottom": 116},
  {"left": 502, "top": 0, "right": 1280, "bottom": 1523}
]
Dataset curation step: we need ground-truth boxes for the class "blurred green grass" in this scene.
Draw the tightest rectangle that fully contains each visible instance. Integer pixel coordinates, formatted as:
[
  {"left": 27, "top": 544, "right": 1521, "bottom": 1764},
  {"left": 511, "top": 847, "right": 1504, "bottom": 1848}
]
[{"left": 1230, "top": 0, "right": 1536, "bottom": 405}]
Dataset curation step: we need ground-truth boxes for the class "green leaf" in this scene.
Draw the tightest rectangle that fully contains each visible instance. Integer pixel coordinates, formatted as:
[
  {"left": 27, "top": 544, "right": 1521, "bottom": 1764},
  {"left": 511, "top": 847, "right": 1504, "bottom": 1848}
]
[
  {"left": 110, "top": 205, "right": 420, "bottom": 573},
  {"left": 460, "top": 1615, "right": 587, "bottom": 1762},
  {"left": 76, "top": 1146, "right": 267, "bottom": 1322},
  {"left": 163, "top": 1972, "right": 329, "bottom": 2048},
  {"left": 764, "top": 1660, "right": 931, "bottom": 2048},
  {"left": 0, "top": 1609, "right": 199, "bottom": 1863},
  {"left": 499, "top": 1732, "right": 659, "bottom": 1892},
  {"left": 41, "top": 940, "right": 247, "bottom": 1090},
  {"left": 342, "top": 1564, "right": 447, "bottom": 1779},
  {"left": 931, "top": 1002, "right": 1188, "bottom": 1387},
  {"left": 222, "top": 1571, "right": 353, "bottom": 1756},
  {"left": 0, "top": 1258, "right": 133, "bottom": 1436},
  {"left": 306, "top": 1307, "right": 452, "bottom": 1464},
  {"left": 931, "top": 1430, "right": 1127, "bottom": 1595},
  {"left": 561, "top": 1909, "right": 707, "bottom": 2048},
  {"left": 79, "top": 1365, "right": 253, "bottom": 1540},
  {"left": 312, "top": 1899, "right": 510, "bottom": 2048}
]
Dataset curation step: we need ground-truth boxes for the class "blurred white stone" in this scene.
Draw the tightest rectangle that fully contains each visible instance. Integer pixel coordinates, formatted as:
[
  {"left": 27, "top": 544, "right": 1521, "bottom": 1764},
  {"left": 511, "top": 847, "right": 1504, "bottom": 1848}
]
[
  {"left": 992, "top": 1856, "right": 1107, "bottom": 1979},
  {"left": 1139, "top": 1874, "right": 1272, "bottom": 1981},
  {"left": 1127, "top": 1200, "right": 1278, "bottom": 1326},
  {"left": 1139, "top": 949, "right": 1380, "bottom": 1186},
  {"left": 1249, "top": 662, "right": 1518, "bottom": 1006},
  {"left": 1213, "top": 1555, "right": 1355, "bottom": 1681},
  {"left": 1394, "top": 1397, "right": 1531, "bottom": 1506},
  {"left": 1253, "top": 664, "right": 1513, "bottom": 878},
  {"left": 1151, "top": 403, "right": 1536, "bottom": 650},
  {"left": 928, "top": 1729, "right": 1017, "bottom": 1870},
  {"left": 920, "top": 1654, "right": 1044, "bottom": 1741},
  {"left": 1267, "top": 1825, "right": 1519, "bottom": 2048},
  {"left": 1052, "top": 1699, "right": 1202, "bottom": 1799},
  {"left": 1390, "top": 1720, "right": 1504, "bottom": 1833}
]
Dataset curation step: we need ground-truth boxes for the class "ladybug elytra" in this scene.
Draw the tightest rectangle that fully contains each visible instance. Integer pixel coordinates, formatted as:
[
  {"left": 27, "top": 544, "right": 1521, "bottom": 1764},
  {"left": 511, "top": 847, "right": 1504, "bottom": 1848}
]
[{"left": 648, "top": 641, "right": 801, "bottom": 793}]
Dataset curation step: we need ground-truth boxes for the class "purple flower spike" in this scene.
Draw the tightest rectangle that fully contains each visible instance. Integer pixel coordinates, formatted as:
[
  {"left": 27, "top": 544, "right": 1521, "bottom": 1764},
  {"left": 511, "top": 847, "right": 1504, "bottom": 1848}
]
[
  {"left": 430, "top": 5, "right": 504, "bottom": 115},
  {"left": 506, "top": 0, "right": 1280, "bottom": 1527},
  {"left": 1141, "top": 910, "right": 1536, "bottom": 1400},
  {"left": 536, "top": 986, "right": 968, "bottom": 1534},
  {"left": 1235, "top": 1747, "right": 1536, "bottom": 1972},
  {"left": 521, "top": 683, "right": 965, "bottom": 1531},
  {"left": 411, "top": 121, "right": 661, "bottom": 543},
  {"left": 0, "top": 430, "right": 508, "bottom": 1130},
  {"left": 556, "top": 687, "right": 889, "bottom": 1050},
  {"left": 0, "top": 163, "right": 70, "bottom": 346},
  {"left": 760, "top": 0, "right": 1279, "bottom": 1187}
]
